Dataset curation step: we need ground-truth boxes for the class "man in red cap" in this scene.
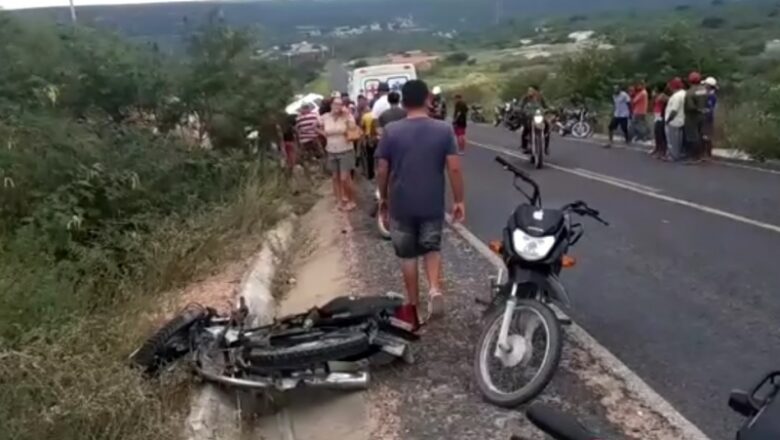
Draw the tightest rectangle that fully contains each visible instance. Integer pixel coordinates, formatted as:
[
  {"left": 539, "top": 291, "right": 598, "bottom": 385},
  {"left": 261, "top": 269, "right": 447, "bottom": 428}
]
[
  {"left": 665, "top": 77, "right": 687, "bottom": 161},
  {"left": 684, "top": 71, "right": 709, "bottom": 162}
]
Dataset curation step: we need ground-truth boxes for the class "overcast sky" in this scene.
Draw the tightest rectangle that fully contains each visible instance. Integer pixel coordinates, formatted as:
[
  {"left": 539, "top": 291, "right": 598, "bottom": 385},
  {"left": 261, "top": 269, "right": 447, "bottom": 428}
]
[{"left": 0, "top": 0, "right": 216, "bottom": 9}]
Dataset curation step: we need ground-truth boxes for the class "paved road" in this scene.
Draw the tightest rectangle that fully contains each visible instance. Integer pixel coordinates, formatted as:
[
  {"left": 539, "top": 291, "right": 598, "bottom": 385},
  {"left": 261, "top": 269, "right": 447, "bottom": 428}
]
[
  {"left": 463, "top": 124, "right": 780, "bottom": 440},
  {"left": 323, "top": 60, "right": 780, "bottom": 438}
]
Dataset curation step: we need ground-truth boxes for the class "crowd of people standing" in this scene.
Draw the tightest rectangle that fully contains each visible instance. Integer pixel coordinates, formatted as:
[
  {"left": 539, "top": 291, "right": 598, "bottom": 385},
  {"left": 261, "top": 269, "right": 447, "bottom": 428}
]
[
  {"left": 275, "top": 80, "right": 466, "bottom": 331},
  {"left": 607, "top": 71, "right": 719, "bottom": 164}
]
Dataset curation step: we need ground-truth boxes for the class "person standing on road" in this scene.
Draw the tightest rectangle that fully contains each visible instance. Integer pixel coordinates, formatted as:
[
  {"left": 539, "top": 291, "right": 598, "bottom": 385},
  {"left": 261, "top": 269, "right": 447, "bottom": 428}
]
[
  {"left": 651, "top": 82, "right": 669, "bottom": 159},
  {"left": 605, "top": 84, "right": 631, "bottom": 148},
  {"left": 452, "top": 94, "right": 469, "bottom": 154},
  {"left": 664, "top": 77, "right": 687, "bottom": 162},
  {"left": 371, "top": 82, "right": 392, "bottom": 120},
  {"left": 631, "top": 80, "right": 650, "bottom": 142},
  {"left": 684, "top": 71, "right": 709, "bottom": 162},
  {"left": 702, "top": 76, "right": 718, "bottom": 159},
  {"left": 376, "top": 79, "right": 465, "bottom": 330},
  {"left": 295, "top": 103, "right": 322, "bottom": 163},
  {"left": 377, "top": 91, "right": 407, "bottom": 136},
  {"left": 320, "top": 97, "right": 359, "bottom": 211}
]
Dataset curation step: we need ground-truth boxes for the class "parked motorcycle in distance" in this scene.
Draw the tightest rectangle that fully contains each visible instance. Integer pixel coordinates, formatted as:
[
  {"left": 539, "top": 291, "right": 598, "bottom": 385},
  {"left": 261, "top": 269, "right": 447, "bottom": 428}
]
[
  {"left": 470, "top": 104, "right": 487, "bottom": 123},
  {"left": 553, "top": 107, "right": 596, "bottom": 139},
  {"left": 494, "top": 100, "right": 523, "bottom": 131},
  {"left": 474, "top": 156, "right": 608, "bottom": 408},
  {"left": 521, "top": 370, "right": 780, "bottom": 439}
]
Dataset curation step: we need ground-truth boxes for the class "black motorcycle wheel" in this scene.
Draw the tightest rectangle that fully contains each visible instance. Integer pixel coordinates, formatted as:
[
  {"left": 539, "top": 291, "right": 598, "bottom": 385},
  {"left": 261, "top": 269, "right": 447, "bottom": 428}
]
[
  {"left": 474, "top": 299, "right": 562, "bottom": 408},
  {"left": 129, "top": 305, "right": 208, "bottom": 375},
  {"left": 571, "top": 121, "right": 592, "bottom": 138},
  {"left": 246, "top": 330, "right": 370, "bottom": 369}
]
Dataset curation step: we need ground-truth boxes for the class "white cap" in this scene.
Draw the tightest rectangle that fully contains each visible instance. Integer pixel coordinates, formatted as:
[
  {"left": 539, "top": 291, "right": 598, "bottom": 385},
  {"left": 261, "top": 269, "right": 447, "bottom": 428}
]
[
  {"left": 432, "top": 86, "right": 442, "bottom": 95},
  {"left": 703, "top": 77, "right": 718, "bottom": 88}
]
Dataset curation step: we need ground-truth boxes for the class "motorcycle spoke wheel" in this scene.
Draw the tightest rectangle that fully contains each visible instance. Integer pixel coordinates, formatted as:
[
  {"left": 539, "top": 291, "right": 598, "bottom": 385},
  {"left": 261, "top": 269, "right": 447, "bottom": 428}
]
[{"left": 474, "top": 300, "right": 562, "bottom": 407}]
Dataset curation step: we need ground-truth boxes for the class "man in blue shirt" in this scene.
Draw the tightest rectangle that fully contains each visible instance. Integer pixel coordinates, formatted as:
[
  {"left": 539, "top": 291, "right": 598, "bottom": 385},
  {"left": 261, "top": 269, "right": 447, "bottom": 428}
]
[
  {"left": 376, "top": 79, "right": 466, "bottom": 330},
  {"left": 605, "top": 84, "right": 631, "bottom": 148}
]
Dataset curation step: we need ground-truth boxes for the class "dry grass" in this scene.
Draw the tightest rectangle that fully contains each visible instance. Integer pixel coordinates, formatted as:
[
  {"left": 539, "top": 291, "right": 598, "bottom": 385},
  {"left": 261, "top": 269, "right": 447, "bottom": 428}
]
[{"left": 0, "top": 169, "right": 321, "bottom": 440}]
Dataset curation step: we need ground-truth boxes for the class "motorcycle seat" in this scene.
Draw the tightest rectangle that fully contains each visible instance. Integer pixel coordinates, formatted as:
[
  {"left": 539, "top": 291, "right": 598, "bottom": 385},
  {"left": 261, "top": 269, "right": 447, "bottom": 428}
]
[{"left": 319, "top": 295, "right": 402, "bottom": 319}]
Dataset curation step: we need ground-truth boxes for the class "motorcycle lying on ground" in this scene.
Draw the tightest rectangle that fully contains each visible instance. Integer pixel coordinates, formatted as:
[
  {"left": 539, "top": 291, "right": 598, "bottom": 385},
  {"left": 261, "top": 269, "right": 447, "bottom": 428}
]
[
  {"left": 519, "top": 109, "right": 551, "bottom": 169},
  {"left": 553, "top": 107, "right": 595, "bottom": 139},
  {"left": 130, "top": 293, "right": 417, "bottom": 391},
  {"left": 470, "top": 104, "right": 487, "bottom": 123},
  {"left": 519, "top": 370, "right": 780, "bottom": 440},
  {"left": 474, "top": 156, "right": 608, "bottom": 408}
]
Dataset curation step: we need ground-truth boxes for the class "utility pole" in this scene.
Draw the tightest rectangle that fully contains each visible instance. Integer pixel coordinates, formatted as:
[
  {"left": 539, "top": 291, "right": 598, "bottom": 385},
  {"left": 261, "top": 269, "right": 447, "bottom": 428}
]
[
  {"left": 494, "top": 0, "right": 502, "bottom": 26},
  {"left": 69, "top": 0, "right": 77, "bottom": 24}
]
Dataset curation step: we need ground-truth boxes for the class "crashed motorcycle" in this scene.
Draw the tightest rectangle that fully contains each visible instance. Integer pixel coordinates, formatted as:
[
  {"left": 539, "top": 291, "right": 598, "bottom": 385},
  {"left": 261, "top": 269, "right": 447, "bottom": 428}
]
[
  {"left": 130, "top": 293, "right": 417, "bottom": 391},
  {"left": 521, "top": 370, "right": 780, "bottom": 440},
  {"left": 474, "top": 156, "right": 607, "bottom": 408}
]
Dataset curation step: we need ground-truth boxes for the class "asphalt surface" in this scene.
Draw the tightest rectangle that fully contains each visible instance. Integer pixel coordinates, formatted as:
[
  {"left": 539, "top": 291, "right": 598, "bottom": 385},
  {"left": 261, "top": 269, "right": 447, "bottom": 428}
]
[
  {"left": 344, "top": 184, "right": 627, "bottom": 440},
  {"left": 325, "top": 63, "right": 780, "bottom": 439},
  {"left": 463, "top": 124, "right": 780, "bottom": 440}
]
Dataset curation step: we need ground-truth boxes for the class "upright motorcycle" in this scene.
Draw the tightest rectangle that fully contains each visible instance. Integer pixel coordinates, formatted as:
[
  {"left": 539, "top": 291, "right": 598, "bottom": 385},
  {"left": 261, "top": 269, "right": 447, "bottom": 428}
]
[
  {"left": 470, "top": 104, "right": 487, "bottom": 123},
  {"left": 520, "top": 109, "right": 549, "bottom": 169},
  {"left": 474, "top": 156, "right": 608, "bottom": 408},
  {"left": 553, "top": 107, "right": 595, "bottom": 139},
  {"left": 494, "top": 100, "right": 523, "bottom": 131}
]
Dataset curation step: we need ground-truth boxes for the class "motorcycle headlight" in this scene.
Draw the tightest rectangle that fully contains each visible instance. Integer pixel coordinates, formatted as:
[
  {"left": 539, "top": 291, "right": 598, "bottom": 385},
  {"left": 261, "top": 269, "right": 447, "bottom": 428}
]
[
  {"left": 533, "top": 115, "right": 545, "bottom": 126},
  {"left": 512, "top": 229, "right": 556, "bottom": 261}
]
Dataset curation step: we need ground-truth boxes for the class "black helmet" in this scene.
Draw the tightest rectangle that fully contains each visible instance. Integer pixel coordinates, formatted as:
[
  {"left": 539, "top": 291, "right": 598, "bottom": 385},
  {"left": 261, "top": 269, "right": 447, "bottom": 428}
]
[{"left": 377, "top": 82, "right": 390, "bottom": 93}]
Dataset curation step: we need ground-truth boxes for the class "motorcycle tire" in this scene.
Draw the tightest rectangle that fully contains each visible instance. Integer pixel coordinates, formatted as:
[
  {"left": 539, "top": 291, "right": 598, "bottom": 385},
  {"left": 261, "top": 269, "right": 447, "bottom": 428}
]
[
  {"left": 474, "top": 299, "right": 562, "bottom": 408},
  {"left": 571, "top": 121, "right": 592, "bottom": 139},
  {"left": 247, "top": 331, "right": 371, "bottom": 369},
  {"left": 130, "top": 305, "right": 208, "bottom": 375},
  {"left": 532, "top": 134, "right": 544, "bottom": 169}
]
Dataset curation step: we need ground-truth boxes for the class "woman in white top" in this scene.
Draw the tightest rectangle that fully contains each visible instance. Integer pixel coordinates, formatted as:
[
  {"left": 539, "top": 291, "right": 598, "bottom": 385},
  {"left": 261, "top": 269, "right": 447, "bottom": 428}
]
[{"left": 319, "top": 97, "right": 358, "bottom": 211}]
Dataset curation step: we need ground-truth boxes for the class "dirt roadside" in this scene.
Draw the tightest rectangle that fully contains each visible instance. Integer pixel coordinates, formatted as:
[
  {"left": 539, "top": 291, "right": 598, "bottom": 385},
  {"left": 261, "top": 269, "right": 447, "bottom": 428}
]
[{"left": 235, "top": 181, "right": 703, "bottom": 440}]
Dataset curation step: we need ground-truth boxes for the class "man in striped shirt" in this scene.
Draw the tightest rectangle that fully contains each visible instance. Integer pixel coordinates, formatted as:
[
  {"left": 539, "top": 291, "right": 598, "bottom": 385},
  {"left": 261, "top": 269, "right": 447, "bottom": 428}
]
[{"left": 295, "top": 103, "right": 322, "bottom": 161}]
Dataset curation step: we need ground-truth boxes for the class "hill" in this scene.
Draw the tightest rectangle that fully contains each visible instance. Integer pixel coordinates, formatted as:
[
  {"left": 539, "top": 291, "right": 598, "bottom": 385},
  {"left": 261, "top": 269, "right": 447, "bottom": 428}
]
[{"left": 9, "top": 0, "right": 736, "bottom": 47}]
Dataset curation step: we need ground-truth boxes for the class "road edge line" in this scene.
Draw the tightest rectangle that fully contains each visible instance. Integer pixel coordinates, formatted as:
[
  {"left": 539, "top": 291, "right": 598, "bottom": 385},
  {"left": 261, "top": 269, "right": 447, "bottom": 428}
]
[{"left": 444, "top": 214, "right": 710, "bottom": 440}]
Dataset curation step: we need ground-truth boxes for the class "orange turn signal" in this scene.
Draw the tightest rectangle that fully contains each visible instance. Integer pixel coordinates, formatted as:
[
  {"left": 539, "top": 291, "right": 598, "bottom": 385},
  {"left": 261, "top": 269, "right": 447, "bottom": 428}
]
[
  {"left": 488, "top": 240, "right": 503, "bottom": 255},
  {"left": 561, "top": 255, "right": 577, "bottom": 268}
]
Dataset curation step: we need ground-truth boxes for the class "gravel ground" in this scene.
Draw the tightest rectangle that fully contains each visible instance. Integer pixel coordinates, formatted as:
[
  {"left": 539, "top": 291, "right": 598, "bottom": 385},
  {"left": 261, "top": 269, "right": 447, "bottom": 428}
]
[{"left": 341, "top": 183, "right": 627, "bottom": 440}]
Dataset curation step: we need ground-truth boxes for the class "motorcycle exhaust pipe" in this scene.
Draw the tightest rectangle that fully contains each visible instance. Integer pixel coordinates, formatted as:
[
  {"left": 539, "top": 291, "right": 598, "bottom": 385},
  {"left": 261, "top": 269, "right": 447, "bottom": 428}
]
[
  {"left": 197, "top": 367, "right": 369, "bottom": 391},
  {"left": 304, "top": 371, "right": 370, "bottom": 390}
]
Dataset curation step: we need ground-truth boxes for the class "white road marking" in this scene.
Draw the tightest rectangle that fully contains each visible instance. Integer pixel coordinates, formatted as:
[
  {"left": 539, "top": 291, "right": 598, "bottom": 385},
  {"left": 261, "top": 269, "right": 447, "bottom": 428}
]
[
  {"left": 562, "top": 133, "right": 780, "bottom": 176},
  {"left": 469, "top": 140, "right": 780, "bottom": 236},
  {"left": 444, "top": 214, "right": 710, "bottom": 440},
  {"left": 572, "top": 167, "right": 661, "bottom": 193}
]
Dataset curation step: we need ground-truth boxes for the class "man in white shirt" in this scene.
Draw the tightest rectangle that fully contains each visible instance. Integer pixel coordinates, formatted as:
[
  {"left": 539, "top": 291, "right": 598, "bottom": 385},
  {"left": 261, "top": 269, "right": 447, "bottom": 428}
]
[
  {"left": 371, "top": 82, "right": 391, "bottom": 119},
  {"left": 664, "top": 77, "right": 686, "bottom": 162}
]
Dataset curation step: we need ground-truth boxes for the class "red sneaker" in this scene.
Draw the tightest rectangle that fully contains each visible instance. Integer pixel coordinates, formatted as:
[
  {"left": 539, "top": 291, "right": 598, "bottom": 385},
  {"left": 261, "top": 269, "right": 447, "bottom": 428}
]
[{"left": 391, "top": 304, "right": 420, "bottom": 333}]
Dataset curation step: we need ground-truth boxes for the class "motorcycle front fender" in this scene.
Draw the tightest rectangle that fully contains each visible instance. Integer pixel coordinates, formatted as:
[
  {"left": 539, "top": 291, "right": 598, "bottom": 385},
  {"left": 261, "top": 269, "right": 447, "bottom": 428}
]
[{"left": 512, "top": 269, "right": 572, "bottom": 309}]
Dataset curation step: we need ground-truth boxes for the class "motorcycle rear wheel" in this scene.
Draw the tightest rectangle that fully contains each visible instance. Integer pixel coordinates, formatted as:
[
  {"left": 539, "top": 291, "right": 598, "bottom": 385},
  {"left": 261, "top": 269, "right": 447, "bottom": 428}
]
[{"left": 474, "top": 299, "right": 562, "bottom": 407}]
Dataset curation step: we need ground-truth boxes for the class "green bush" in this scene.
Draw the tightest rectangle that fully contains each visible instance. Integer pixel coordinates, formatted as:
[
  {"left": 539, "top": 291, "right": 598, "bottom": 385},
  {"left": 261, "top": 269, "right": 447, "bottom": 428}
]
[{"left": 0, "top": 12, "right": 306, "bottom": 440}]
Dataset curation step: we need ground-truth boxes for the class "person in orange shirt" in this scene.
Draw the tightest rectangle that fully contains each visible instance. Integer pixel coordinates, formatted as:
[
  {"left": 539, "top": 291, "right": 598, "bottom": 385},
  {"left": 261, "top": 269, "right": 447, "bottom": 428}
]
[{"left": 631, "top": 80, "right": 650, "bottom": 142}]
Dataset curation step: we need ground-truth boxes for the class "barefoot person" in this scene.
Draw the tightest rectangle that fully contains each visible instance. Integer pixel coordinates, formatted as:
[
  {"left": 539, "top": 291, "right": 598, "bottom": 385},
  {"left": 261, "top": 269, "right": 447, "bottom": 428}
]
[{"left": 376, "top": 79, "right": 466, "bottom": 330}]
